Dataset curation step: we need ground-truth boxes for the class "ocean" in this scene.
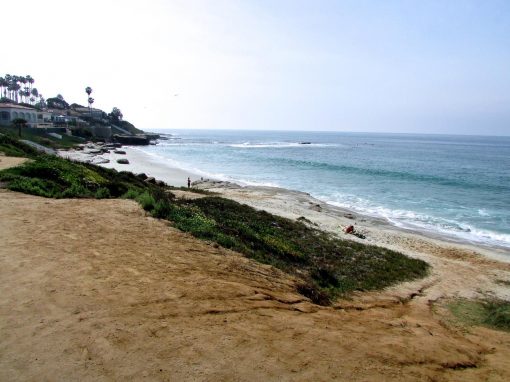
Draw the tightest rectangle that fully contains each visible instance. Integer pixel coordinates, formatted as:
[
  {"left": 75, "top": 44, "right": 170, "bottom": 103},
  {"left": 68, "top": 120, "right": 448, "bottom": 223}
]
[{"left": 136, "top": 130, "right": 510, "bottom": 250}]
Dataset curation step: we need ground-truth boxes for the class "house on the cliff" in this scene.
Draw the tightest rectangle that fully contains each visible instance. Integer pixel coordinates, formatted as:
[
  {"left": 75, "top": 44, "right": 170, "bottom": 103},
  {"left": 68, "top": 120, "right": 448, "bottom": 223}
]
[{"left": 0, "top": 104, "right": 38, "bottom": 127}]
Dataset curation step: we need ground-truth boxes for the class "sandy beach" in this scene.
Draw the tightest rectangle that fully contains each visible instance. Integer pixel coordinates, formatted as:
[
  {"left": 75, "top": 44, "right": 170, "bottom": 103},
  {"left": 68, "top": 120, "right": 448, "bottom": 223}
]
[
  {"left": 2, "top": 151, "right": 510, "bottom": 380},
  {"left": 59, "top": 145, "right": 200, "bottom": 188}
]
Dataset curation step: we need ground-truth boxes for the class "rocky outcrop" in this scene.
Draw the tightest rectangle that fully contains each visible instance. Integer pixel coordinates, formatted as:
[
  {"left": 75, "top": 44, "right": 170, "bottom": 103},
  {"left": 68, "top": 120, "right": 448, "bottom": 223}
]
[
  {"left": 112, "top": 132, "right": 160, "bottom": 145},
  {"left": 113, "top": 135, "right": 151, "bottom": 145}
]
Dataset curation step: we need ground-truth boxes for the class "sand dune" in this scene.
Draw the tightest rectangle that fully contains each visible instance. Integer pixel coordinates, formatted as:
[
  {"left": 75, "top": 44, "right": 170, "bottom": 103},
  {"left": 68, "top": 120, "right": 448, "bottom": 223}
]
[{"left": 1, "top": 187, "right": 510, "bottom": 381}]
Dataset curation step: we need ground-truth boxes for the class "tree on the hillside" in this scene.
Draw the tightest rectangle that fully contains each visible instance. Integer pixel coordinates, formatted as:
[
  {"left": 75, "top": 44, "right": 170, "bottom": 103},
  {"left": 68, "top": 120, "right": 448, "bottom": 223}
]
[
  {"left": 12, "top": 118, "right": 27, "bottom": 137},
  {"left": 35, "top": 95, "right": 46, "bottom": 109},
  {"left": 108, "top": 107, "right": 123, "bottom": 124},
  {"left": 47, "top": 95, "right": 69, "bottom": 109}
]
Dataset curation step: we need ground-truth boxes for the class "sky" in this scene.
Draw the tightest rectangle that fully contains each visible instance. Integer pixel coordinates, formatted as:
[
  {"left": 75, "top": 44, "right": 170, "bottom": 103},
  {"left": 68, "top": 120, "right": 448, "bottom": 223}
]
[{"left": 3, "top": 0, "right": 510, "bottom": 135}]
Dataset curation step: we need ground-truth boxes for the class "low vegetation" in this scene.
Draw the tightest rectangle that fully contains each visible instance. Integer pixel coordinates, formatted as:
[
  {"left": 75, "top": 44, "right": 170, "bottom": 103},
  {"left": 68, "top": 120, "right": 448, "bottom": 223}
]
[
  {"left": 0, "top": 134, "right": 429, "bottom": 304},
  {"left": 447, "top": 298, "right": 510, "bottom": 332},
  {"left": 0, "top": 126, "right": 83, "bottom": 149}
]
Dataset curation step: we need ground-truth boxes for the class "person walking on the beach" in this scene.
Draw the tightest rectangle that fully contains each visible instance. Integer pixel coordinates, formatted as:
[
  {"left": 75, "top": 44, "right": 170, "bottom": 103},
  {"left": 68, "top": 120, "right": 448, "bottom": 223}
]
[{"left": 187, "top": 177, "right": 191, "bottom": 188}]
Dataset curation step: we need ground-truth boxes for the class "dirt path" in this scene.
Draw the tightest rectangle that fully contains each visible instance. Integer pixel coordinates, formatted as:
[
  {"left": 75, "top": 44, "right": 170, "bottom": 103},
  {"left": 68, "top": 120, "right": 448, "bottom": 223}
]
[
  {"left": 1, "top": 190, "right": 509, "bottom": 381},
  {"left": 0, "top": 155, "right": 27, "bottom": 170}
]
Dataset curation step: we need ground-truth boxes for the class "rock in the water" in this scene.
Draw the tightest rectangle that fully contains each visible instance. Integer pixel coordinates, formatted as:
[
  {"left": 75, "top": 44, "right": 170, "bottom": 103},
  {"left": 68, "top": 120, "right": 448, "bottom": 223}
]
[
  {"left": 117, "top": 158, "right": 129, "bottom": 164},
  {"left": 145, "top": 177, "right": 156, "bottom": 184},
  {"left": 114, "top": 150, "right": 126, "bottom": 155}
]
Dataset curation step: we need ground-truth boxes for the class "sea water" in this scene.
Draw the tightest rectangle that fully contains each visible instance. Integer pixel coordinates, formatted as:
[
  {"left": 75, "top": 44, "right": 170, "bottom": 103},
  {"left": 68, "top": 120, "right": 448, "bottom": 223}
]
[{"left": 136, "top": 130, "right": 510, "bottom": 250}]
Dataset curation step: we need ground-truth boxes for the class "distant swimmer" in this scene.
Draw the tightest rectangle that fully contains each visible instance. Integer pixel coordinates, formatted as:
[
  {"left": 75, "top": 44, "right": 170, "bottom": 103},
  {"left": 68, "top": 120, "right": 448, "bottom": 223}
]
[{"left": 187, "top": 177, "right": 191, "bottom": 188}]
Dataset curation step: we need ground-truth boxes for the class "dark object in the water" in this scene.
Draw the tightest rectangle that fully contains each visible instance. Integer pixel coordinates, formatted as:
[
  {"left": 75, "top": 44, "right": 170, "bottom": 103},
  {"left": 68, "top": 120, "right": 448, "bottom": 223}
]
[
  {"left": 117, "top": 158, "right": 129, "bottom": 164},
  {"left": 300, "top": 142, "right": 312, "bottom": 145},
  {"left": 113, "top": 134, "right": 151, "bottom": 145}
]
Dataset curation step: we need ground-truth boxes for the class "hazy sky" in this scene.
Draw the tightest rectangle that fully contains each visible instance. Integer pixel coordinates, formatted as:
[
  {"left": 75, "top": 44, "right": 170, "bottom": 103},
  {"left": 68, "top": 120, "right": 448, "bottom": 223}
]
[{"left": 4, "top": 0, "right": 510, "bottom": 134}]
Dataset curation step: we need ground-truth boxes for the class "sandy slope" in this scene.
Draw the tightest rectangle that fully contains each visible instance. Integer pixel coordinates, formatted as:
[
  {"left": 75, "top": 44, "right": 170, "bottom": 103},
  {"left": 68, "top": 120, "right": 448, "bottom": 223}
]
[
  {"left": 0, "top": 188, "right": 509, "bottom": 381},
  {"left": 0, "top": 155, "right": 27, "bottom": 170}
]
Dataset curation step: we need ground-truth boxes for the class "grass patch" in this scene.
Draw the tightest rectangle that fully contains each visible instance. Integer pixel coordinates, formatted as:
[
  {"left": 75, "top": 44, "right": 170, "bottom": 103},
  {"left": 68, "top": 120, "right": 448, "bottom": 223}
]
[
  {"left": 0, "top": 140, "right": 151, "bottom": 199},
  {"left": 0, "top": 126, "right": 82, "bottom": 149},
  {"left": 447, "top": 298, "right": 510, "bottom": 332},
  {"left": 0, "top": 134, "right": 39, "bottom": 157},
  {"left": 0, "top": 134, "right": 430, "bottom": 305}
]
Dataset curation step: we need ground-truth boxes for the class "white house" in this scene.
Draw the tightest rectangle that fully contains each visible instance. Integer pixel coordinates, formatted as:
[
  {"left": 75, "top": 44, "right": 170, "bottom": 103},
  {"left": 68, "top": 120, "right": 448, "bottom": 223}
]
[{"left": 0, "top": 103, "right": 39, "bottom": 127}]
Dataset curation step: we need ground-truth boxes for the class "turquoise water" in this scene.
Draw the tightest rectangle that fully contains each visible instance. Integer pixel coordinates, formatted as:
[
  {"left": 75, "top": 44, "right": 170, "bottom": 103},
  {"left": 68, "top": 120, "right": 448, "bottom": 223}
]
[{"left": 138, "top": 130, "right": 510, "bottom": 250}]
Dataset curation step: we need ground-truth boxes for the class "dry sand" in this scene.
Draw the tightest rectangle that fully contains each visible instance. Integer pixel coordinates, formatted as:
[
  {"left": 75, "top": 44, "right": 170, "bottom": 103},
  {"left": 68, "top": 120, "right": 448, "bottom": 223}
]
[
  {"left": 1, "top": 157, "right": 510, "bottom": 381},
  {"left": 0, "top": 155, "right": 27, "bottom": 171},
  {"left": 59, "top": 146, "right": 197, "bottom": 188}
]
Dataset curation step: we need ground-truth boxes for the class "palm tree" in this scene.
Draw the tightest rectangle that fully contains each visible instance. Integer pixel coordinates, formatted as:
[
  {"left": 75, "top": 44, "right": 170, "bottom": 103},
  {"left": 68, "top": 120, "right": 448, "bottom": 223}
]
[
  {"left": 13, "top": 83, "right": 21, "bottom": 102},
  {"left": 26, "top": 75, "right": 34, "bottom": 91},
  {"left": 85, "top": 86, "right": 93, "bottom": 115},
  {"left": 20, "top": 76, "right": 27, "bottom": 92},
  {"left": 24, "top": 88, "right": 31, "bottom": 103},
  {"left": 31, "top": 88, "right": 39, "bottom": 104},
  {"left": 0, "top": 77, "right": 7, "bottom": 99}
]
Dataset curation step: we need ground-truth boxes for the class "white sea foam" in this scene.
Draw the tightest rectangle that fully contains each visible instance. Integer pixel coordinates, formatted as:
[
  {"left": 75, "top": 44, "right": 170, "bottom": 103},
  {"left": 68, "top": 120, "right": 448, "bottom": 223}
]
[
  {"left": 324, "top": 195, "right": 510, "bottom": 248},
  {"left": 228, "top": 142, "right": 337, "bottom": 148}
]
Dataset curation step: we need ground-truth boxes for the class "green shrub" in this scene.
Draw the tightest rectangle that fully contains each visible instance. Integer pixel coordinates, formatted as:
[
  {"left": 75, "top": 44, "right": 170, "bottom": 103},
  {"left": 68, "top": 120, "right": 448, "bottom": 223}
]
[
  {"left": 95, "top": 187, "right": 111, "bottom": 199},
  {"left": 448, "top": 298, "right": 510, "bottom": 332},
  {"left": 484, "top": 300, "right": 510, "bottom": 330},
  {"left": 136, "top": 191, "right": 156, "bottom": 211},
  {"left": 123, "top": 188, "right": 142, "bottom": 199},
  {"left": 7, "top": 177, "right": 60, "bottom": 198},
  {"left": 61, "top": 182, "right": 91, "bottom": 198},
  {"left": 0, "top": 133, "right": 39, "bottom": 157},
  {"left": 152, "top": 199, "right": 172, "bottom": 218}
]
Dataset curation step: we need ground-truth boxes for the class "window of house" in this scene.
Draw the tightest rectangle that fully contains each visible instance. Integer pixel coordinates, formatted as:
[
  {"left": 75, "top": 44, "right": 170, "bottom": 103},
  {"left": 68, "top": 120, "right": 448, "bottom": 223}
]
[{"left": 0, "top": 111, "right": 8, "bottom": 120}]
